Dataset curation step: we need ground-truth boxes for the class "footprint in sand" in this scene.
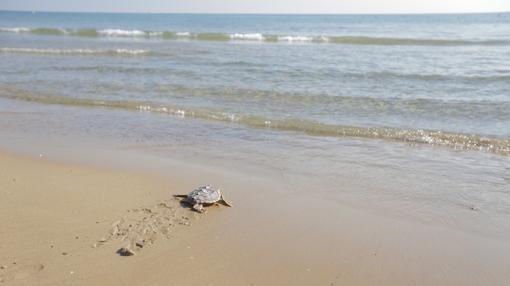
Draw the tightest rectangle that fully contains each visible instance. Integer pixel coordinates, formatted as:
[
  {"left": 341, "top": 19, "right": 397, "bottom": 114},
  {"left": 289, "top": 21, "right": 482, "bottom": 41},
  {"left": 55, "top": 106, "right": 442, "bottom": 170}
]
[
  {"left": 0, "top": 264, "right": 44, "bottom": 283},
  {"left": 95, "top": 199, "right": 200, "bottom": 255}
]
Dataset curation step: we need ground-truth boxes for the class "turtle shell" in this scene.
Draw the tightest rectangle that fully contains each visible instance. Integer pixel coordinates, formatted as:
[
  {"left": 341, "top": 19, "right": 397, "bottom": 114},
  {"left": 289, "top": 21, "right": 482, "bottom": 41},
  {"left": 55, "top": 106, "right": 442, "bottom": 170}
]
[{"left": 188, "top": 185, "right": 222, "bottom": 204}]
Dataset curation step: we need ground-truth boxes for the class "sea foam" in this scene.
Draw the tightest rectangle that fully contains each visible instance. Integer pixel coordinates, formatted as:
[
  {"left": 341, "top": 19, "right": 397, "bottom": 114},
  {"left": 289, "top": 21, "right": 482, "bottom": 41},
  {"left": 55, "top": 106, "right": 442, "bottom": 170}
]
[
  {"left": 0, "top": 47, "right": 152, "bottom": 56},
  {"left": 0, "top": 27, "right": 31, "bottom": 33},
  {"left": 98, "top": 29, "right": 147, "bottom": 37},
  {"left": 230, "top": 33, "right": 265, "bottom": 41}
]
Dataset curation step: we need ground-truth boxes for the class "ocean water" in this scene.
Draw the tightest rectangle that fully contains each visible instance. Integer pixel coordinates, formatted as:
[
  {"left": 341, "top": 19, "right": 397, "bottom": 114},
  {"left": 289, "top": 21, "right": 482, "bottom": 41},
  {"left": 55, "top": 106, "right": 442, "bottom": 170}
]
[{"left": 0, "top": 11, "right": 509, "bottom": 236}]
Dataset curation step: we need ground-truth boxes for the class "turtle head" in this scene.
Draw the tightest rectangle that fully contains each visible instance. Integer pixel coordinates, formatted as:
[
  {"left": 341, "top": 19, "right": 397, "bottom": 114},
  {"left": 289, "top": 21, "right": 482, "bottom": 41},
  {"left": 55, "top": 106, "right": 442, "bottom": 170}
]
[{"left": 219, "top": 192, "right": 233, "bottom": 207}]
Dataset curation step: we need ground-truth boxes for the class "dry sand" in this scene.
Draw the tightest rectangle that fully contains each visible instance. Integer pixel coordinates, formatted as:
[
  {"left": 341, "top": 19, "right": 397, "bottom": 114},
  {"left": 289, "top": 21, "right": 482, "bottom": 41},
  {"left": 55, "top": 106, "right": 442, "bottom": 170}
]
[{"left": 1, "top": 150, "right": 510, "bottom": 286}]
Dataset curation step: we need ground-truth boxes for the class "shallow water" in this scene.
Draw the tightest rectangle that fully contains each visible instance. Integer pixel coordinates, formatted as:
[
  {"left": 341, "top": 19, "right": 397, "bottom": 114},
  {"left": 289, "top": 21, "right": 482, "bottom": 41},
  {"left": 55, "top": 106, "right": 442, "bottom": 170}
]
[{"left": 0, "top": 11, "right": 509, "bottom": 238}]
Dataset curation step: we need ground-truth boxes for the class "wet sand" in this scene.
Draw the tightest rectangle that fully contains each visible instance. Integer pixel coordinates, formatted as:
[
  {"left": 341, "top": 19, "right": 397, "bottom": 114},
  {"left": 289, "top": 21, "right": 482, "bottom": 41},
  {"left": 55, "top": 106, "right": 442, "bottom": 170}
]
[{"left": 1, "top": 150, "right": 510, "bottom": 286}]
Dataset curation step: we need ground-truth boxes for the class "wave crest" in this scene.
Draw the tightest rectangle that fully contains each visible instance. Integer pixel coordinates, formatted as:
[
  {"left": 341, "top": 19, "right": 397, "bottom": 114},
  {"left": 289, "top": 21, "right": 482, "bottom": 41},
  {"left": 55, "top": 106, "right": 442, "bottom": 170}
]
[
  {"left": 98, "top": 29, "right": 147, "bottom": 37},
  {"left": 1, "top": 27, "right": 508, "bottom": 46},
  {"left": 0, "top": 47, "right": 153, "bottom": 56}
]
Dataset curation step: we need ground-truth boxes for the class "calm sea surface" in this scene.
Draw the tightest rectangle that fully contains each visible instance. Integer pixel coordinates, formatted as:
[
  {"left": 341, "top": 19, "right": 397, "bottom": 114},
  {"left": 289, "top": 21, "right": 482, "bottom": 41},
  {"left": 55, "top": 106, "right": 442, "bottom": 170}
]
[{"left": 0, "top": 11, "right": 509, "bottom": 236}]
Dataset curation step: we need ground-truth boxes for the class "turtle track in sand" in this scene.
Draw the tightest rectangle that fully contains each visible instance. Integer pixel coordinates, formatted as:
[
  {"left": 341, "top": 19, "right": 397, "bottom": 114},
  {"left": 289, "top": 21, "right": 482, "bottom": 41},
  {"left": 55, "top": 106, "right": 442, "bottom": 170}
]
[{"left": 95, "top": 199, "right": 201, "bottom": 255}]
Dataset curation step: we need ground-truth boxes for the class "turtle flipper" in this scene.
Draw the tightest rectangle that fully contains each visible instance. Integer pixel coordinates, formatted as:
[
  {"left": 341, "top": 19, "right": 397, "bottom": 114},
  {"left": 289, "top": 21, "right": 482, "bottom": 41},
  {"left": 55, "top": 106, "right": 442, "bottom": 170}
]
[
  {"left": 173, "top": 194, "right": 188, "bottom": 198},
  {"left": 192, "top": 203, "right": 205, "bottom": 213},
  {"left": 220, "top": 195, "right": 233, "bottom": 207},
  {"left": 175, "top": 195, "right": 193, "bottom": 207}
]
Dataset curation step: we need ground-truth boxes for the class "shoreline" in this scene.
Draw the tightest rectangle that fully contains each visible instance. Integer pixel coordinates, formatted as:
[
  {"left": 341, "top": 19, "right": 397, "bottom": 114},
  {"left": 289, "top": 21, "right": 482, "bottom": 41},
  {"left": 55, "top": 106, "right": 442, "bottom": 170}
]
[{"left": 1, "top": 149, "right": 510, "bottom": 285}]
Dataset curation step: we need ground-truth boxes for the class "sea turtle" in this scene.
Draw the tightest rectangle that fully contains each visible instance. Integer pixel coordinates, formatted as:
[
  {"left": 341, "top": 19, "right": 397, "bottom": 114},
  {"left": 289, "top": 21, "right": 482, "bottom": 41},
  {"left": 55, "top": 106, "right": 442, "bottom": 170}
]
[{"left": 174, "top": 185, "right": 233, "bottom": 213}]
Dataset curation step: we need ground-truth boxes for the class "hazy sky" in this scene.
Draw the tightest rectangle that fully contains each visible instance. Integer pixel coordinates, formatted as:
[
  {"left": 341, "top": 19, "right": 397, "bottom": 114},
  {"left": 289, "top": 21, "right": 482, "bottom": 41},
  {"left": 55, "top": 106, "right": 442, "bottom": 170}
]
[{"left": 1, "top": 0, "right": 509, "bottom": 14}]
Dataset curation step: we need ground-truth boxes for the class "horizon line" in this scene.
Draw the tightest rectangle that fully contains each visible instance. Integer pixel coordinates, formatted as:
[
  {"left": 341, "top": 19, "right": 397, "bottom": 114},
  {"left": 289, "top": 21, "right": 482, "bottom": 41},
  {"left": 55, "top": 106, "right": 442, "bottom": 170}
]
[{"left": 1, "top": 9, "right": 509, "bottom": 16}]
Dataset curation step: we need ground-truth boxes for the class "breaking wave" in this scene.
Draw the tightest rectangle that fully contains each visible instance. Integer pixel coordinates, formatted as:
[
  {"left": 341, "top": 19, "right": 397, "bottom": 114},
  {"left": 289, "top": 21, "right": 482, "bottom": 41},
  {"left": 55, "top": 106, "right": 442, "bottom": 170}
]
[{"left": 1, "top": 27, "right": 508, "bottom": 46}]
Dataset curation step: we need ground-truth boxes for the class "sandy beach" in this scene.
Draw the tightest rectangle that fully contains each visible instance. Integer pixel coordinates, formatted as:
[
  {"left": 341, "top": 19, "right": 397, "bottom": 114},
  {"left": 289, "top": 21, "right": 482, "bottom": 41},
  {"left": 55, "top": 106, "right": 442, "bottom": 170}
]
[{"left": 1, "top": 149, "right": 509, "bottom": 286}]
